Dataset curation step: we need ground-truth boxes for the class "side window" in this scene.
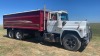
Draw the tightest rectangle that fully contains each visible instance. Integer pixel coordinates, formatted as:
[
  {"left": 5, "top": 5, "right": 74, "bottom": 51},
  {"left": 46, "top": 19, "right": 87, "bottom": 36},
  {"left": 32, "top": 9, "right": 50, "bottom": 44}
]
[{"left": 50, "top": 14, "right": 57, "bottom": 20}]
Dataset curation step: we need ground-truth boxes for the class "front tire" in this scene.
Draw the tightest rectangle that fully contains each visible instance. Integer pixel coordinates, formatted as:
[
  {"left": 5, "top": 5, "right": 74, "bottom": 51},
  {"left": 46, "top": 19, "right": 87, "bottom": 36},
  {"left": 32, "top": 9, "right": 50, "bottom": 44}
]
[{"left": 62, "top": 34, "right": 81, "bottom": 51}]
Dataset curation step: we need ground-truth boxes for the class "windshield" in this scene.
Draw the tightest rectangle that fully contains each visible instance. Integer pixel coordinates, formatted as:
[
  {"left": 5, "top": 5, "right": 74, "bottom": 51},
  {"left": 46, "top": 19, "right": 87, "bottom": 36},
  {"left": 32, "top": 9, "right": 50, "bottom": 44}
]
[{"left": 61, "top": 13, "right": 68, "bottom": 21}]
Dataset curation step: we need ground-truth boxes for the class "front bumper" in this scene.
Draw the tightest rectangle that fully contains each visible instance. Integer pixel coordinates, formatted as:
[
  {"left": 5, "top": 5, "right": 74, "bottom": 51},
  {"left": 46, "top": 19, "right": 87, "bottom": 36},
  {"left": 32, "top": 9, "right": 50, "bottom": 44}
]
[{"left": 82, "top": 31, "right": 92, "bottom": 45}]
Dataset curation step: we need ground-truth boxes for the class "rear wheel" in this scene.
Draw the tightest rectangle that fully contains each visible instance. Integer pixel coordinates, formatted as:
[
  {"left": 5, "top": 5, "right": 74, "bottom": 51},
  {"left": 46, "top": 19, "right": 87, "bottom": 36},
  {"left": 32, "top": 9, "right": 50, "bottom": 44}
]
[
  {"left": 15, "top": 30, "right": 23, "bottom": 40},
  {"left": 62, "top": 34, "right": 81, "bottom": 51},
  {"left": 7, "top": 29, "right": 15, "bottom": 38}
]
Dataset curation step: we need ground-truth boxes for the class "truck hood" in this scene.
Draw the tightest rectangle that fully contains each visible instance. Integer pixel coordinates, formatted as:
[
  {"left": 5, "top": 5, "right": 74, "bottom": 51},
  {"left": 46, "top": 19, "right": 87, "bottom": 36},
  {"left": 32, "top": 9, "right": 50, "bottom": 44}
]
[{"left": 62, "top": 21, "right": 87, "bottom": 30}]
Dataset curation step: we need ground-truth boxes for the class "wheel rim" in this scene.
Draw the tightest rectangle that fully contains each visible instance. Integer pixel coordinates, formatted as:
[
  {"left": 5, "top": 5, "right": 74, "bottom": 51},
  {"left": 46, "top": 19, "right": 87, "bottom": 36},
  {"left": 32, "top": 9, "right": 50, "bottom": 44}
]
[
  {"left": 16, "top": 32, "right": 21, "bottom": 39},
  {"left": 66, "top": 38, "right": 76, "bottom": 48},
  {"left": 9, "top": 31, "right": 12, "bottom": 38}
]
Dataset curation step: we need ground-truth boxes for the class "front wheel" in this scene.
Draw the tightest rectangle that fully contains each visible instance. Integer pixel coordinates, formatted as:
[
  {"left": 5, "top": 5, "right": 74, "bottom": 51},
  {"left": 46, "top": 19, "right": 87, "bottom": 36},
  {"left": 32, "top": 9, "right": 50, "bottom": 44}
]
[{"left": 62, "top": 34, "right": 81, "bottom": 51}]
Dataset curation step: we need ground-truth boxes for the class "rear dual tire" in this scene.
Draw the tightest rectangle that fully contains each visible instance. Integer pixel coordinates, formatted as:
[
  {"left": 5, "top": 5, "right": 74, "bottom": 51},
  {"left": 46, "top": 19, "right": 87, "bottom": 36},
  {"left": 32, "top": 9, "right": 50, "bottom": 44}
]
[
  {"left": 15, "top": 30, "right": 23, "bottom": 40},
  {"left": 7, "top": 29, "right": 15, "bottom": 38},
  {"left": 7, "top": 29, "right": 24, "bottom": 40}
]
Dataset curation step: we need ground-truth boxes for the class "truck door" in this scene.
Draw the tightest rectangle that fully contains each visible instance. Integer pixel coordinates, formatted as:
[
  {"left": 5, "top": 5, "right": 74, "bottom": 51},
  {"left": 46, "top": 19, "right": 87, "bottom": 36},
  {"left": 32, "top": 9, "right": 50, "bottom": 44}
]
[{"left": 47, "top": 13, "right": 60, "bottom": 33}]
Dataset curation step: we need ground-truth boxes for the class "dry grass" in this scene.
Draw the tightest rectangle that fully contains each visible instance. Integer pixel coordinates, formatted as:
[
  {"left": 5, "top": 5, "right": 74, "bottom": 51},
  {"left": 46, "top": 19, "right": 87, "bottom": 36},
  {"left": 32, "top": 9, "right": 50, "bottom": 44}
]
[{"left": 0, "top": 24, "right": 100, "bottom": 56}]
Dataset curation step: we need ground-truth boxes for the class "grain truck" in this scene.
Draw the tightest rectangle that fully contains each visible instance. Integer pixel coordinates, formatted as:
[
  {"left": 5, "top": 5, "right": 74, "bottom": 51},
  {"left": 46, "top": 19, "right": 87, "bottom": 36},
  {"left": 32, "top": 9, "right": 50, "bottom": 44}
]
[{"left": 3, "top": 8, "right": 92, "bottom": 51}]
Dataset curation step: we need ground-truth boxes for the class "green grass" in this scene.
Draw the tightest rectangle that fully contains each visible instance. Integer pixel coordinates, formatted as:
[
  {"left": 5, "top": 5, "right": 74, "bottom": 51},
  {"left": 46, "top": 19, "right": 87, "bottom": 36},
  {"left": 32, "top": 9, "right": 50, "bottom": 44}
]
[
  {"left": 90, "top": 23, "right": 100, "bottom": 36},
  {"left": 0, "top": 23, "right": 100, "bottom": 56},
  {"left": 90, "top": 23, "right": 100, "bottom": 42}
]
